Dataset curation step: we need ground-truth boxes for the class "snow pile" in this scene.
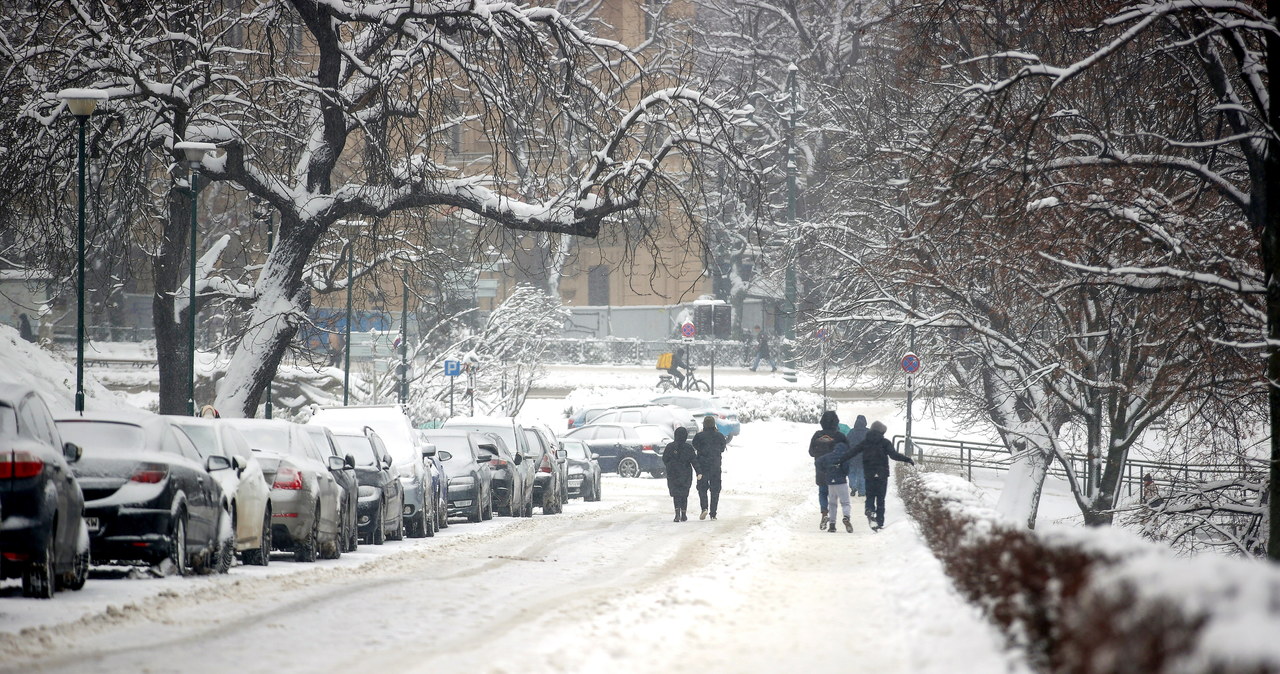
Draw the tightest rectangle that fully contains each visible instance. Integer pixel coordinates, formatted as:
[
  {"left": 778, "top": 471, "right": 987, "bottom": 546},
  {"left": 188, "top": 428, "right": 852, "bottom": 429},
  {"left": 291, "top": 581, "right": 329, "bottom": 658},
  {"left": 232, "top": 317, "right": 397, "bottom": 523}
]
[
  {"left": 900, "top": 468, "right": 1280, "bottom": 673},
  {"left": 0, "top": 324, "right": 127, "bottom": 412},
  {"left": 716, "top": 388, "right": 824, "bottom": 423}
]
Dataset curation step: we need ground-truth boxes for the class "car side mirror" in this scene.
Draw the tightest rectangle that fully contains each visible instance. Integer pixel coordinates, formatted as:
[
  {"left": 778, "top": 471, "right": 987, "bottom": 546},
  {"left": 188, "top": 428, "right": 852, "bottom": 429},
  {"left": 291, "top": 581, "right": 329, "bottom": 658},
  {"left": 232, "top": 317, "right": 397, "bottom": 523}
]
[
  {"left": 437, "top": 450, "right": 452, "bottom": 462},
  {"left": 206, "top": 455, "right": 233, "bottom": 472},
  {"left": 555, "top": 449, "right": 567, "bottom": 461},
  {"left": 328, "top": 455, "right": 346, "bottom": 471},
  {"left": 422, "top": 447, "right": 437, "bottom": 457},
  {"left": 383, "top": 455, "right": 393, "bottom": 469},
  {"left": 344, "top": 454, "right": 356, "bottom": 470},
  {"left": 63, "top": 442, "right": 82, "bottom": 463},
  {"left": 512, "top": 453, "right": 523, "bottom": 466},
  {"left": 591, "top": 453, "right": 600, "bottom": 460}
]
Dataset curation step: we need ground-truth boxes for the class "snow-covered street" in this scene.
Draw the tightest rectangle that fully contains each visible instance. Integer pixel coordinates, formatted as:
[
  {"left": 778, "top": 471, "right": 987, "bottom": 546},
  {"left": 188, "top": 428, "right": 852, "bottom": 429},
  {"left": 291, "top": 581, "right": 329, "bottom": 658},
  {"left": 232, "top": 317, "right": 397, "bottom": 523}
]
[{"left": 0, "top": 416, "right": 1019, "bottom": 674}]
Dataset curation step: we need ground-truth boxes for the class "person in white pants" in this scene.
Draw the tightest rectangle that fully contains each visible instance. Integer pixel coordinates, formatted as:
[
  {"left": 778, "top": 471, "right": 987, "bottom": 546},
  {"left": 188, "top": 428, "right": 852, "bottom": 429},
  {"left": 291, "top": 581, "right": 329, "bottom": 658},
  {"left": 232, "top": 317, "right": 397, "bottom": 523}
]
[{"left": 817, "top": 442, "right": 856, "bottom": 533}]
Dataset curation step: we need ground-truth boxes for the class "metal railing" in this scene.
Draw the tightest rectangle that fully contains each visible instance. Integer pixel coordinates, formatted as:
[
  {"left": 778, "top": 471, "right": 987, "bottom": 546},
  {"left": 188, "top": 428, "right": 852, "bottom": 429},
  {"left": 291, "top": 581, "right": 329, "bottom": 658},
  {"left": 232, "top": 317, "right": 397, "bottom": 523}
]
[{"left": 894, "top": 435, "right": 1264, "bottom": 496}]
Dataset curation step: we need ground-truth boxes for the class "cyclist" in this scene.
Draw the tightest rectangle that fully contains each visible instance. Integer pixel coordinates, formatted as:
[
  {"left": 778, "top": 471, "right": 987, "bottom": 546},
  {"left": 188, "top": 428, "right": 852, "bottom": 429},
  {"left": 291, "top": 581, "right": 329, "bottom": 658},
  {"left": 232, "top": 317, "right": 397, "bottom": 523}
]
[{"left": 667, "top": 346, "right": 691, "bottom": 390}]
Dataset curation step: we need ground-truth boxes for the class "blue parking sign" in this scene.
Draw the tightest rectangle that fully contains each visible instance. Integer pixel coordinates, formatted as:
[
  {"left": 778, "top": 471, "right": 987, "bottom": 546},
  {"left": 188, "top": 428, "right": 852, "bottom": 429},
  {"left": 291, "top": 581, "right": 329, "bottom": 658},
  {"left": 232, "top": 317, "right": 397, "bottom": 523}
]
[{"left": 444, "top": 359, "right": 462, "bottom": 377}]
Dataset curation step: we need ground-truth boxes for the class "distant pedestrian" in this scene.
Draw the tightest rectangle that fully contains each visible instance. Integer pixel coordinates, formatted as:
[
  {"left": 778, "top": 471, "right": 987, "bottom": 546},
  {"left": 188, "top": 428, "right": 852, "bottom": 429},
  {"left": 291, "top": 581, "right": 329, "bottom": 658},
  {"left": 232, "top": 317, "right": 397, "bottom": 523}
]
[
  {"left": 846, "top": 415, "right": 868, "bottom": 497},
  {"left": 1141, "top": 474, "right": 1163, "bottom": 507},
  {"left": 662, "top": 426, "right": 698, "bottom": 522},
  {"left": 817, "top": 441, "right": 858, "bottom": 532},
  {"left": 692, "top": 416, "right": 727, "bottom": 520},
  {"left": 808, "top": 410, "right": 848, "bottom": 530},
  {"left": 328, "top": 332, "right": 344, "bottom": 367},
  {"left": 846, "top": 420, "right": 914, "bottom": 531},
  {"left": 749, "top": 327, "right": 777, "bottom": 372},
  {"left": 17, "top": 313, "right": 35, "bottom": 343}
]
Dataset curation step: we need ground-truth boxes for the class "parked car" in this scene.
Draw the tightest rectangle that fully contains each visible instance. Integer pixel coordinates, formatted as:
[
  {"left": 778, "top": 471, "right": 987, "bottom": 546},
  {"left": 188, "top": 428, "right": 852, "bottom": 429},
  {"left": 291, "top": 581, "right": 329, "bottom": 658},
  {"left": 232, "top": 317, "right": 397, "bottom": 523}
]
[
  {"left": 563, "top": 423, "right": 670, "bottom": 478},
  {"left": 521, "top": 423, "right": 567, "bottom": 514},
  {"left": 566, "top": 404, "right": 614, "bottom": 430},
  {"left": 587, "top": 404, "right": 697, "bottom": 438},
  {"left": 422, "top": 430, "right": 494, "bottom": 523},
  {"left": 170, "top": 417, "right": 274, "bottom": 566},
  {"left": 55, "top": 410, "right": 231, "bottom": 575},
  {"left": 413, "top": 430, "right": 449, "bottom": 533},
  {"left": 302, "top": 425, "right": 360, "bottom": 553},
  {"left": 223, "top": 419, "right": 345, "bottom": 562},
  {"left": 308, "top": 405, "right": 435, "bottom": 538},
  {"left": 650, "top": 393, "right": 741, "bottom": 441},
  {"left": 0, "top": 385, "right": 88, "bottom": 598},
  {"left": 441, "top": 416, "right": 536, "bottom": 517},
  {"left": 330, "top": 429, "right": 404, "bottom": 544},
  {"left": 560, "top": 437, "right": 602, "bottom": 502}
]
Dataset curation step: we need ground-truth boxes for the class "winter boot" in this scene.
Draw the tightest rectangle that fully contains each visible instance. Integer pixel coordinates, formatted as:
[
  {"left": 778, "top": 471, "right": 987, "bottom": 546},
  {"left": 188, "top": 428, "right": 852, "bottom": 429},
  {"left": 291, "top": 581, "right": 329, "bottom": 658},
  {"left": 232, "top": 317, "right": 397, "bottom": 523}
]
[
  {"left": 843, "top": 517, "right": 853, "bottom": 533},
  {"left": 867, "top": 515, "right": 876, "bottom": 530},
  {"left": 674, "top": 509, "right": 681, "bottom": 523},
  {"left": 827, "top": 520, "right": 837, "bottom": 533},
  {"left": 680, "top": 509, "right": 688, "bottom": 522},
  {"left": 820, "top": 511, "right": 828, "bottom": 530},
  {"left": 700, "top": 509, "right": 708, "bottom": 520}
]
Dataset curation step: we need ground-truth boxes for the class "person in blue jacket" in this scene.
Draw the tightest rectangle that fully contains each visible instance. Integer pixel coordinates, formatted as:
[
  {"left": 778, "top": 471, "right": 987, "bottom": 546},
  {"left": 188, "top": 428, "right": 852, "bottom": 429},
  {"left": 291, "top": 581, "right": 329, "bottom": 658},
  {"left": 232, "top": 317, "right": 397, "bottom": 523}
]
[
  {"left": 845, "top": 416, "right": 868, "bottom": 497},
  {"left": 816, "top": 441, "right": 857, "bottom": 532},
  {"left": 808, "top": 410, "right": 848, "bottom": 530}
]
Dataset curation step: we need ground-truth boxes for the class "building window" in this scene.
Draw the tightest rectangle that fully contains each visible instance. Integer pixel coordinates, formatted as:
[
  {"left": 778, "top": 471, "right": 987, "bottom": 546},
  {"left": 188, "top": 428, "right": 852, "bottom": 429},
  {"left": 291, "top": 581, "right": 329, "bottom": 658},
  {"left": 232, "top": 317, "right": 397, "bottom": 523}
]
[{"left": 588, "top": 265, "right": 610, "bottom": 306}]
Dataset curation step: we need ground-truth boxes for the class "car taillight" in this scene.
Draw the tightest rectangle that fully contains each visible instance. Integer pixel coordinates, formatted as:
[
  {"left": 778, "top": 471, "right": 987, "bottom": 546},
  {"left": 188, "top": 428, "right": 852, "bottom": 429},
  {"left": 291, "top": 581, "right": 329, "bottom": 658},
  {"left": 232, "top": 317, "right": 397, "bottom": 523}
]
[
  {"left": 0, "top": 451, "right": 44, "bottom": 479},
  {"left": 718, "top": 413, "right": 727, "bottom": 419},
  {"left": 130, "top": 462, "right": 169, "bottom": 484},
  {"left": 272, "top": 466, "right": 303, "bottom": 490},
  {"left": 489, "top": 458, "right": 508, "bottom": 467},
  {"left": 641, "top": 445, "right": 654, "bottom": 453}
]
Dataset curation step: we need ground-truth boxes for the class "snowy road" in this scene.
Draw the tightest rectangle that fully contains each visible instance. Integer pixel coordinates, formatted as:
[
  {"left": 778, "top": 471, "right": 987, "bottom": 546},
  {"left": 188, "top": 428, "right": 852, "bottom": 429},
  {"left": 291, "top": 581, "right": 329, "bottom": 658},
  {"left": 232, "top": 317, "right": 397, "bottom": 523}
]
[{"left": 0, "top": 420, "right": 1020, "bottom": 674}]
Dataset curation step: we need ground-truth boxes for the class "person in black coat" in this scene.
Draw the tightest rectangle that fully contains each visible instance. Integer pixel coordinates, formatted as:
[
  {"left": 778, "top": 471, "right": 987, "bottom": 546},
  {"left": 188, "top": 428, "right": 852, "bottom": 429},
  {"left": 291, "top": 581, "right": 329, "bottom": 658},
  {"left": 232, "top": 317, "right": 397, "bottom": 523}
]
[
  {"left": 692, "top": 416, "right": 727, "bottom": 520},
  {"left": 845, "top": 415, "right": 868, "bottom": 497},
  {"left": 662, "top": 426, "right": 698, "bottom": 522},
  {"left": 846, "top": 420, "right": 914, "bottom": 530},
  {"left": 808, "top": 410, "right": 847, "bottom": 530}
]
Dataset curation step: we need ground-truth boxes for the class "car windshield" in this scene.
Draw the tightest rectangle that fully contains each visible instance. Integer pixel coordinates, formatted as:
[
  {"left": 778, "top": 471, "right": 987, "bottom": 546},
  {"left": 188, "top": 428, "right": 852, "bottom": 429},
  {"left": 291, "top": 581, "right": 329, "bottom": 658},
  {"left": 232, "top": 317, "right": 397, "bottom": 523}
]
[
  {"left": 232, "top": 425, "right": 294, "bottom": 455},
  {"left": 0, "top": 403, "right": 16, "bottom": 436},
  {"left": 333, "top": 435, "right": 377, "bottom": 466},
  {"left": 56, "top": 420, "right": 146, "bottom": 457},
  {"left": 451, "top": 424, "right": 517, "bottom": 453},
  {"left": 562, "top": 440, "right": 589, "bottom": 459},
  {"left": 427, "top": 436, "right": 470, "bottom": 462},
  {"left": 173, "top": 423, "right": 218, "bottom": 457}
]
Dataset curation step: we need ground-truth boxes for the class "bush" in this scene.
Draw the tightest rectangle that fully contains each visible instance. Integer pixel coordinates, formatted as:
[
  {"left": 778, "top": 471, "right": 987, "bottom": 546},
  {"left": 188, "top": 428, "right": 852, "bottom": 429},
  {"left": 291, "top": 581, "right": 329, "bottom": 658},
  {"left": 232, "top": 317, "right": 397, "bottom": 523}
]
[{"left": 898, "top": 469, "right": 1280, "bottom": 674}]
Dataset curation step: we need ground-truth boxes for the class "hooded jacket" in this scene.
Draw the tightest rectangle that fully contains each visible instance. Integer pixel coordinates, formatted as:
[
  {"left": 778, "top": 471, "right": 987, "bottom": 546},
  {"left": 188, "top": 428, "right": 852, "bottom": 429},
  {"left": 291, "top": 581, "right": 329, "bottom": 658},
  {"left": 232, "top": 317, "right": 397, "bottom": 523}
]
[
  {"left": 848, "top": 424, "right": 913, "bottom": 479},
  {"left": 692, "top": 424, "right": 726, "bottom": 475},
  {"left": 662, "top": 426, "right": 698, "bottom": 495},
  {"left": 808, "top": 410, "right": 847, "bottom": 458},
  {"left": 816, "top": 442, "right": 857, "bottom": 485}
]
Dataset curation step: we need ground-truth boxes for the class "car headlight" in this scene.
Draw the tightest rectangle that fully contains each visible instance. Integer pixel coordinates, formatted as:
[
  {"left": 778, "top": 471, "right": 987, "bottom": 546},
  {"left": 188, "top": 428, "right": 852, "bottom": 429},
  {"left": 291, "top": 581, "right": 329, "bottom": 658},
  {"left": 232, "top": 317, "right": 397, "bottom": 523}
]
[{"left": 568, "top": 472, "right": 584, "bottom": 480}]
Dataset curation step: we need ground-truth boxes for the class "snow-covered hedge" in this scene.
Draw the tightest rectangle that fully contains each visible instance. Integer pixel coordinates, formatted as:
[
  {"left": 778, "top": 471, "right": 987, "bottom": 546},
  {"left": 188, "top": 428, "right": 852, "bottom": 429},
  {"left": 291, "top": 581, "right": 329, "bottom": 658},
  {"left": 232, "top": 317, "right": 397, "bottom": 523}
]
[
  {"left": 898, "top": 469, "right": 1280, "bottom": 673},
  {"left": 562, "top": 386, "right": 823, "bottom": 424}
]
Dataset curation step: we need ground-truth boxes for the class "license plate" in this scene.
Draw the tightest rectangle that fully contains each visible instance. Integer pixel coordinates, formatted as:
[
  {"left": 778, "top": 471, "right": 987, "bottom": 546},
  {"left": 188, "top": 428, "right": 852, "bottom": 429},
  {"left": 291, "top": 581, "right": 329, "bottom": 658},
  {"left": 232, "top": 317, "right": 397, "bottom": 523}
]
[{"left": 85, "top": 517, "right": 100, "bottom": 533}]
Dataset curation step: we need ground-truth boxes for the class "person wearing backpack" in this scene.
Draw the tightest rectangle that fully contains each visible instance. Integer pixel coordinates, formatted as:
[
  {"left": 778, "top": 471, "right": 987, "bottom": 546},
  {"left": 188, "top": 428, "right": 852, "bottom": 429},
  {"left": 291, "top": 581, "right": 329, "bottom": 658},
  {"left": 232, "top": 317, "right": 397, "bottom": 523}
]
[
  {"left": 845, "top": 415, "right": 868, "bottom": 497},
  {"left": 816, "top": 441, "right": 859, "bottom": 532},
  {"left": 845, "top": 420, "right": 915, "bottom": 530},
  {"left": 808, "top": 410, "right": 847, "bottom": 530}
]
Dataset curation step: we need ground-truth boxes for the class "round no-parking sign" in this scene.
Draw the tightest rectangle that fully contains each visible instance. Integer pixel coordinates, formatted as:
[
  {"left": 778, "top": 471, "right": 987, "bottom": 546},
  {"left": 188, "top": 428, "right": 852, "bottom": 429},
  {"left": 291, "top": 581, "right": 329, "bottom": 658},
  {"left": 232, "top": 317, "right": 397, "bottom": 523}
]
[
  {"left": 680, "top": 322, "right": 696, "bottom": 339},
  {"left": 900, "top": 352, "right": 921, "bottom": 375}
]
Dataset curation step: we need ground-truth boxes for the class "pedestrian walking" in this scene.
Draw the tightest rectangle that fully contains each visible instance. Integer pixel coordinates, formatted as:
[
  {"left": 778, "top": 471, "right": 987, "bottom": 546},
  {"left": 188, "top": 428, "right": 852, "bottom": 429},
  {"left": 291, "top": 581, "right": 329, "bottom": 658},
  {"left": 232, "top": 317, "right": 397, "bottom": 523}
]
[
  {"left": 17, "top": 313, "right": 35, "bottom": 343},
  {"left": 749, "top": 327, "right": 777, "bottom": 372},
  {"left": 846, "top": 420, "right": 914, "bottom": 530},
  {"left": 662, "top": 426, "right": 698, "bottom": 522},
  {"left": 808, "top": 410, "right": 848, "bottom": 530},
  {"left": 846, "top": 415, "right": 868, "bottom": 497},
  {"left": 692, "top": 415, "right": 727, "bottom": 520},
  {"left": 816, "top": 441, "right": 858, "bottom": 532}
]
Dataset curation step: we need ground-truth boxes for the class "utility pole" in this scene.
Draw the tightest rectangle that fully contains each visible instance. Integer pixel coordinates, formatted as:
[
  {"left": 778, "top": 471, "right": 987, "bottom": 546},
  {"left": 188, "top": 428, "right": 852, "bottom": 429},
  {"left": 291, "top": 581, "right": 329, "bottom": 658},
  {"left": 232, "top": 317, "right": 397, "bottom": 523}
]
[
  {"left": 343, "top": 245, "right": 353, "bottom": 406},
  {"left": 400, "top": 268, "right": 409, "bottom": 405}
]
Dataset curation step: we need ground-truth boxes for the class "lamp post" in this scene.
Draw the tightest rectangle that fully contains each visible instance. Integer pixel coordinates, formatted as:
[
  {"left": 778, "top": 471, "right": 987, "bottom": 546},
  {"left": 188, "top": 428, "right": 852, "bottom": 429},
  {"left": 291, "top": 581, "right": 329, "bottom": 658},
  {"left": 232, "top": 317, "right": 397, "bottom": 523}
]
[
  {"left": 174, "top": 140, "right": 217, "bottom": 416},
  {"left": 57, "top": 88, "right": 108, "bottom": 414},
  {"left": 782, "top": 64, "right": 799, "bottom": 383},
  {"left": 343, "top": 244, "right": 353, "bottom": 406}
]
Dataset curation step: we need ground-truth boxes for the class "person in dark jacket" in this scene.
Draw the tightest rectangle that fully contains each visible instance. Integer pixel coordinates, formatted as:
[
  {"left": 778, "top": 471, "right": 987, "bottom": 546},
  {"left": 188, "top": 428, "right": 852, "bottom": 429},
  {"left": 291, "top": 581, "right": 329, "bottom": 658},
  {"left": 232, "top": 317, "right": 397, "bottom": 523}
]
[
  {"left": 808, "top": 410, "right": 848, "bottom": 530},
  {"left": 846, "top": 420, "right": 914, "bottom": 530},
  {"left": 692, "top": 416, "right": 727, "bottom": 520},
  {"left": 17, "top": 313, "right": 35, "bottom": 343},
  {"left": 845, "top": 415, "right": 868, "bottom": 497},
  {"left": 816, "top": 442, "right": 858, "bottom": 532},
  {"left": 662, "top": 426, "right": 699, "bottom": 522},
  {"left": 667, "top": 347, "right": 690, "bottom": 390},
  {"left": 749, "top": 327, "right": 777, "bottom": 372}
]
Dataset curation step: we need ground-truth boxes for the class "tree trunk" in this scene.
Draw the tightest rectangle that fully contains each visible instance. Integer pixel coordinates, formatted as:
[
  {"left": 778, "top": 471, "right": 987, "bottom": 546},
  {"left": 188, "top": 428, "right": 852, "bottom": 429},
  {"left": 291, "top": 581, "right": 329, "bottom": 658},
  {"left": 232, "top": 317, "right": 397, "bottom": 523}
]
[
  {"left": 996, "top": 442, "right": 1048, "bottom": 529},
  {"left": 214, "top": 216, "right": 317, "bottom": 418},
  {"left": 154, "top": 188, "right": 193, "bottom": 416},
  {"left": 1264, "top": 0, "right": 1279, "bottom": 562}
]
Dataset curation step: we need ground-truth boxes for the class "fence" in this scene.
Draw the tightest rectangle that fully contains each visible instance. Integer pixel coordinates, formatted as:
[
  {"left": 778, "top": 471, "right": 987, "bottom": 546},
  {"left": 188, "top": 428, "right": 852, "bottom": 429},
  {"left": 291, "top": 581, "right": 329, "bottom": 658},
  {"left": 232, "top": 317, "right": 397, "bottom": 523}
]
[
  {"left": 542, "top": 338, "right": 752, "bottom": 367},
  {"left": 893, "top": 435, "right": 1264, "bottom": 498}
]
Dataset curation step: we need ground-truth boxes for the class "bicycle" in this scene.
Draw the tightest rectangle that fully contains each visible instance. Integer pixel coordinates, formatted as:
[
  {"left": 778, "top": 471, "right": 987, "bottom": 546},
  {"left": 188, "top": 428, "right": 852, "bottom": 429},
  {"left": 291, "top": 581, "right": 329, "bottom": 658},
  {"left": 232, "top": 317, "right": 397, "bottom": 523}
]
[{"left": 657, "top": 365, "right": 710, "bottom": 393}]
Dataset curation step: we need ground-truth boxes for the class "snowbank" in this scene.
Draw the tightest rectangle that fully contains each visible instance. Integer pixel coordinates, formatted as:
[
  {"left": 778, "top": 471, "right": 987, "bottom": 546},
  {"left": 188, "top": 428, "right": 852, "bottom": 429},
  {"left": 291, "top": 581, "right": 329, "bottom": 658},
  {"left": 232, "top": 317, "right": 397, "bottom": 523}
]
[
  {"left": 0, "top": 324, "right": 127, "bottom": 412},
  {"left": 899, "top": 470, "right": 1280, "bottom": 673}
]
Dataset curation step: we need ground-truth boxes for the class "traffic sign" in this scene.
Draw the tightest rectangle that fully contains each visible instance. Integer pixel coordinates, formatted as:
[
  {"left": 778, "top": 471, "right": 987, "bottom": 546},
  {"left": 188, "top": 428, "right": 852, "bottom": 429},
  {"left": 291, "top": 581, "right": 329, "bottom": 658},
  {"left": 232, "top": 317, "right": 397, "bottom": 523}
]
[
  {"left": 816, "top": 327, "right": 831, "bottom": 342},
  {"left": 900, "top": 352, "right": 921, "bottom": 375},
  {"left": 680, "top": 321, "right": 696, "bottom": 339},
  {"left": 444, "top": 359, "right": 462, "bottom": 377}
]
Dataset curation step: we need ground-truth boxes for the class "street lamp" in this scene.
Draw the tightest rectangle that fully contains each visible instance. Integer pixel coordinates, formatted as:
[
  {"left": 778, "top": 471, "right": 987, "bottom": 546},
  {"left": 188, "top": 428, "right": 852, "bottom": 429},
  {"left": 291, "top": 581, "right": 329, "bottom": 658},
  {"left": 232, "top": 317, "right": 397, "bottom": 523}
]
[
  {"left": 782, "top": 64, "right": 799, "bottom": 384},
  {"left": 174, "top": 140, "right": 217, "bottom": 416},
  {"left": 57, "top": 87, "right": 108, "bottom": 413}
]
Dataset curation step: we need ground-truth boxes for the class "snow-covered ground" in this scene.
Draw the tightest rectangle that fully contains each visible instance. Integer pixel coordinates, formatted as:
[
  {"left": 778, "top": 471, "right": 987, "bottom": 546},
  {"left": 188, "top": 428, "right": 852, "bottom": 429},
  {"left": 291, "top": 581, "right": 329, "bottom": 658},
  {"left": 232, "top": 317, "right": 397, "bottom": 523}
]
[{"left": 0, "top": 392, "right": 1024, "bottom": 673}]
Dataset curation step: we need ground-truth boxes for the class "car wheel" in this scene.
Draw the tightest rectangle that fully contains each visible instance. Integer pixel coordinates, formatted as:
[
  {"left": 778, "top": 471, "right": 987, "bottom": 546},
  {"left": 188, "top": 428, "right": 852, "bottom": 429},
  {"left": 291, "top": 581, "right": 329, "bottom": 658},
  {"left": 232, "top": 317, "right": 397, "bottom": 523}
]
[
  {"left": 469, "top": 496, "right": 483, "bottom": 523},
  {"left": 346, "top": 507, "right": 359, "bottom": 552},
  {"left": 62, "top": 545, "right": 89, "bottom": 591},
  {"left": 482, "top": 496, "right": 493, "bottom": 520},
  {"left": 593, "top": 477, "right": 603, "bottom": 502},
  {"left": 169, "top": 513, "right": 190, "bottom": 576},
  {"left": 423, "top": 503, "right": 436, "bottom": 537},
  {"left": 373, "top": 502, "right": 386, "bottom": 545},
  {"left": 22, "top": 533, "right": 56, "bottom": 599},
  {"left": 389, "top": 510, "right": 405, "bottom": 541},
  {"left": 294, "top": 508, "right": 319, "bottom": 563},
  {"left": 617, "top": 457, "right": 640, "bottom": 479},
  {"left": 214, "top": 507, "right": 235, "bottom": 573},
  {"left": 522, "top": 492, "right": 534, "bottom": 518},
  {"left": 438, "top": 495, "right": 449, "bottom": 529},
  {"left": 243, "top": 509, "right": 271, "bottom": 566}
]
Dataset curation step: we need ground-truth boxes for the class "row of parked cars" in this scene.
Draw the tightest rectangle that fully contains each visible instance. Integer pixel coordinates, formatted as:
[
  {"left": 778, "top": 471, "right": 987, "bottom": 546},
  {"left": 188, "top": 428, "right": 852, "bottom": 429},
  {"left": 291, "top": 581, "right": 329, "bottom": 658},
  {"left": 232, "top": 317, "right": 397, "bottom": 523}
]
[
  {"left": 562, "top": 393, "right": 741, "bottom": 478},
  {"left": 0, "top": 385, "right": 604, "bottom": 599}
]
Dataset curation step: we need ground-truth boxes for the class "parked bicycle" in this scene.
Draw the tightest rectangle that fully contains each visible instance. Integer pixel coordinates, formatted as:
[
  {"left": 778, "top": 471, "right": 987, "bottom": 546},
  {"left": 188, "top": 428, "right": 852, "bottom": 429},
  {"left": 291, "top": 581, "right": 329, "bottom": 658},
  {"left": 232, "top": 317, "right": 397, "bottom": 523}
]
[{"left": 657, "top": 365, "right": 710, "bottom": 392}]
